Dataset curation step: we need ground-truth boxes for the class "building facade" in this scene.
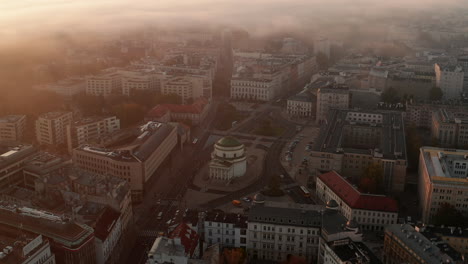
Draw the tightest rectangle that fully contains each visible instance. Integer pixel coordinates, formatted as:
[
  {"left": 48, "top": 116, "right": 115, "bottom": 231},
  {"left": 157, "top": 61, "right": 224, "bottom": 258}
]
[
  {"left": 161, "top": 75, "right": 211, "bottom": 103},
  {"left": 86, "top": 72, "right": 122, "bottom": 97},
  {"left": 316, "top": 84, "right": 350, "bottom": 124},
  {"left": 316, "top": 171, "right": 399, "bottom": 231},
  {"left": 230, "top": 77, "right": 278, "bottom": 102},
  {"left": 0, "top": 143, "right": 37, "bottom": 191},
  {"left": 418, "top": 147, "right": 468, "bottom": 224},
  {"left": 35, "top": 112, "right": 73, "bottom": 146},
  {"left": 209, "top": 137, "right": 247, "bottom": 181},
  {"left": 287, "top": 92, "right": 314, "bottom": 118},
  {"left": 0, "top": 115, "right": 26, "bottom": 142},
  {"left": 431, "top": 109, "right": 468, "bottom": 148},
  {"left": 203, "top": 211, "right": 248, "bottom": 248},
  {"left": 434, "top": 64, "right": 464, "bottom": 100},
  {"left": 66, "top": 116, "right": 120, "bottom": 153}
]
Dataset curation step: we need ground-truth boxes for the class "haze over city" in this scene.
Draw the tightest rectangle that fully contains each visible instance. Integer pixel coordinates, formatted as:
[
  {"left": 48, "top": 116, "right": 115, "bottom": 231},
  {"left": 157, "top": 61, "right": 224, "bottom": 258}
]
[{"left": 1, "top": 1, "right": 468, "bottom": 264}]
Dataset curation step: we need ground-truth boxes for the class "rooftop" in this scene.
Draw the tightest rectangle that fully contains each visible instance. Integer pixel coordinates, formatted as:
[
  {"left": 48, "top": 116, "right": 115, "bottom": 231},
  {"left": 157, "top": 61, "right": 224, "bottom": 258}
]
[
  {"left": 0, "top": 143, "right": 37, "bottom": 170},
  {"left": 23, "top": 152, "right": 67, "bottom": 176},
  {"left": 0, "top": 115, "right": 25, "bottom": 124},
  {"left": 204, "top": 210, "right": 248, "bottom": 228},
  {"left": 420, "top": 147, "right": 468, "bottom": 184},
  {"left": 313, "top": 109, "right": 407, "bottom": 161},
  {"left": 73, "top": 116, "right": 118, "bottom": 127},
  {"left": 318, "top": 171, "right": 398, "bottom": 212},
  {"left": 215, "top": 136, "right": 243, "bottom": 148},
  {"left": 326, "top": 238, "right": 382, "bottom": 264},
  {"left": 37, "top": 111, "right": 71, "bottom": 120},
  {"left": 386, "top": 224, "right": 461, "bottom": 264},
  {"left": 434, "top": 108, "right": 468, "bottom": 124},
  {"left": 248, "top": 202, "right": 325, "bottom": 228}
]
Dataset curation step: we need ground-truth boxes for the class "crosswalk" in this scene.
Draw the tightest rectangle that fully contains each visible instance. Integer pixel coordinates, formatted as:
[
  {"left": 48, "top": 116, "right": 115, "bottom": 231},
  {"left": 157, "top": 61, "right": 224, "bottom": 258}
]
[{"left": 139, "top": 229, "right": 161, "bottom": 238}]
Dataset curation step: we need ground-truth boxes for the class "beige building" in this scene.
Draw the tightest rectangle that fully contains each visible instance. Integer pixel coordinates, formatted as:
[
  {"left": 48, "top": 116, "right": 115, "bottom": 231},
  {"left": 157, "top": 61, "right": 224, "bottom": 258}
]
[
  {"left": 209, "top": 137, "right": 247, "bottom": 181},
  {"left": 310, "top": 109, "right": 407, "bottom": 192},
  {"left": 35, "top": 111, "right": 73, "bottom": 146},
  {"left": 161, "top": 75, "right": 211, "bottom": 103},
  {"left": 86, "top": 71, "right": 122, "bottom": 97},
  {"left": 72, "top": 121, "right": 177, "bottom": 201},
  {"left": 0, "top": 143, "right": 37, "bottom": 191},
  {"left": 316, "top": 84, "right": 350, "bottom": 124},
  {"left": 434, "top": 64, "right": 464, "bottom": 100},
  {"left": 121, "top": 71, "right": 165, "bottom": 96},
  {"left": 66, "top": 116, "right": 120, "bottom": 153},
  {"left": 431, "top": 109, "right": 468, "bottom": 148},
  {"left": 316, "top": 171, "right": 398, "bottom": 231},
  {"left": 418, "top": 147, "right": 468, "bottom": 224},
  {"left": 0, "top": 115, "right": 26, "bottom": 142},
  {"left": 230, "top": 77, "right": 278, "bottom": 102},
  {"left": 286, "top": 91, "right": 314, "bottom": 117}
]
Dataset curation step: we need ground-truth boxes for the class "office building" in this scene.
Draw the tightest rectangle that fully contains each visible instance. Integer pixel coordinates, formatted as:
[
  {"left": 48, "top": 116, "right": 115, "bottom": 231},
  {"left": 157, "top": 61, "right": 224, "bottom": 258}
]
[
  {"left": 86, "top": 71, "right": 122, "bottom": 97},
  {"left": 0, "top": 115, "right": 26, "bottom": 142},
  {"left": 383, "top": 224, "right": 462, "bottom": 264},
  {"left": 93, "top": 207, "right": 123, "bottom": 264},
  {"left": 415, "top": 225, "right": 468, "bottom": 256},
  {"left": 22, "top": 151, "right": 68, "bottom": 189},
  {"left": 66, "top": 116, "right": 120, "bottom": 153},
  {"left": 0, "top": 224, "right": 56, "bottom": 264},
  {"left": 161, "top": 75, "right": 211, "bottom": 103},
  {"left": 431, "top": 109, "right": 468, "bottom": 148},
  {"left": 230, "top": 72, "right": 279, "bottom": 102},
  {"left": 316, "top": 171, "right": 398, "bottom": 231},
  {"left": 203, "top": 210, "right": 248, "bottom": 248},
  {"left": 209, "top": 137, "right": 247, "bottom": 181},
  {"left": 145, "top": 97, "right": 211, "bottom": 125},
  {"left": 0, "top": 143, "right": 37, "bottom": 191},
  {"left": 315, "top": 84, "right": 350, "bottom": 124},
  {"left": 322, "top": 238, "right": 381, "bottom": 264},
  {"left": 35, "top": 112, "right": 73, "bottom": 146},
  {"left": 457, "top": 55, "right": 468, "bottom": 93},
  {"left": 121, "top": 72, "right": 161, "bottom": 96},
  {"left": 434, "top": 64, "right": 464, "bottom": 100},
  {"left": 287, "top": 91, "right": 315, "bottom": 118},
  {"left": 418, "top": 147, "right": 468, "bottom": 223},
  {"left": 73, "top": 121, "right": 177, "bottom": 201},
  {"left": 311, "top": 109, "right": 407, "bottom": 192},
  {"left": 0, "top": 204, "right": 96, "bottom": 264}
]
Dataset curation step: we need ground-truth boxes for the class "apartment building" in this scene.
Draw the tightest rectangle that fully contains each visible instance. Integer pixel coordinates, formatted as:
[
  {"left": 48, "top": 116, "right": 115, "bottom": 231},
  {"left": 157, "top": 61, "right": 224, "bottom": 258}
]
[
  {"left": 203, "top": 211, "right": 248, "bottom": 248},
  {"left": 86, "top": 71, "right": 122, "bottom": 97},
  {"left": 415, "top": 225, "right": 468, "bottom": 256},
  {"left": 66, "top": 116, "right": 120, "bottom": 153},
  {"left": 434, "top": 64, "right": 464, "bottom": 100},
  {"left": 121, "top": 71, "right": 165, "bottom": 96},
  {"left": 0, "top": 115, "right": 26, "bottom": 142},
  {"left": 287, "top": 91, "right": 315, "bottom": 118},
  {"left": 418, "top": 147, "right": 468, "bottom": 224},
  {"left": 0, "top": 143, "right": 37, "bottom": 191},
  {"left": 322, "top": 238, "right": 381, "bottom": 264},
  {"left": 431, "top": 109, "right": 468, "bottom": 148},
  {"left": 230, "top": 77, "right": 278, "bottom": 102},
  {"left": 35, "top": 111, "right": 73, "bottom": 146},
  {"left": 22, "top": 151, "right": 68, "bottom": 189},
  {"left": 161, "top": 75, "right": 211, "bottom": 103},
  {"left": 383, "top": 224, "right": 462, "bottom": 264},
  {"left": 72, "top": 121, "right": 177, "bottom": 201},
  {"left": 316, "top": 171, "right": 398, "bottom": 231},
  {"left": 34, "top": 77, "right": 86, "bottom": 97},
  {"left": 310, "top": 109, "right": 407, "bottom": 192},
  {"left": 0, "top": 224, "right": 56, "bottom": 264},
  {"left": 316, "top": 84, "right": 350, "bottom": 124}
]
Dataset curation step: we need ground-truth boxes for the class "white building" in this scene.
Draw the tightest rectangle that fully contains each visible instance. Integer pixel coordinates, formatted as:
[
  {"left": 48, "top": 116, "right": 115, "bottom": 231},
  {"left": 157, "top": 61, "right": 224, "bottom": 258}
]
[
  {"left": 287, "top": 91, "right": 314, "bottom": 117},
  {"left": 316, "top": 84, "right": 350, "bottom": 124},
  {"left": 121, "top": 71, "right": 165, "bottom": 96},
  {"left": 86, "top": 71, "right": 122, "bottom": 97},
  {"left": 34, "top": 77, "right": 86, "bottom": 97},
  {"left": 434, "top": 64, "right": 464, "bottom": 100},
  {"left": 35, "top": 112, "right": 73, "bottom": 146},
  {"left": 314, "top": 37, "right": 331, "bottom": 59},
  {"left": 203, "top": 211, "right": 248, "bottom": 248},
  {"left": 0, "top": 115, "right": 26, "bottom": 142},
  {"left": 230, "top": 77, "right": 278, "bottom": 101},
  {"left": 0, "top": 230, "right": 56, "bottom": 264},
  {"left": 66, "top": 116, "right": 120, "bottom": 153},
  {"left": 161, "top": 75, "right": 211, "bottom": 103},
  {"left": 418, "top": 147, "right": 468, "bottom": 224},
  {"left": 316, "top": 171, "right": 399, "bottom": 231},
  {"left": 209, "top": 137, "right": 247, "bottom": 181},
  {"left": 94, "top": 208, "right": 123, "bottom": 264}
]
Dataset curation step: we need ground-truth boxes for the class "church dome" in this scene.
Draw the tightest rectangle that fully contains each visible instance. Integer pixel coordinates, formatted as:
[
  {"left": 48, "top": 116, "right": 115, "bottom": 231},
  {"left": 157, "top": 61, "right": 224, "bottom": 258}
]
[
  {"left": 346, "top": 219, "right": 359, "bottom": 230},
  {"left": 253, "top": 193, "right": 266, "bottom": 204},
  {"left": 326, "top": 200, "right": 339, "bottom": 209},
  {"left": 216, "top": 136, "right": 242, "bottom": 148}
]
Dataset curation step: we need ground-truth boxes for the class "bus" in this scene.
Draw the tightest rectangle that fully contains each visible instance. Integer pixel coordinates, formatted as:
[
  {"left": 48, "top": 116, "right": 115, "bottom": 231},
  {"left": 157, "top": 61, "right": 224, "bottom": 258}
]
[{"left": 300, "top": 186, "right": 311, "bottom": 197}]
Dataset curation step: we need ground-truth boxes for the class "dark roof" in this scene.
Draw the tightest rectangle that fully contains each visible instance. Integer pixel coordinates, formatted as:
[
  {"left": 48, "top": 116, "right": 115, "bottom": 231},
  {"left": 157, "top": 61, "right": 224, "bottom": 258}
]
[
  {"left": 248, "top": 204, "right": 322, "bottom": 227},
  {"left": 204, "top": 210, "right": 247, "bottom": 228},
  {"left": 318, "top": 171, "right": 398, "bottom": 212},
  {"left": 327, "top": 239, "right": 382, "bottom": 264},
  {"left": 94, "top": 207, "right": 121, "bottom": 241},
  {"left": 133, "top": 124, "right": 175, "bottom": 161},
  {"left": 216, "top": 136, "right": 242, "bottom": 148}
]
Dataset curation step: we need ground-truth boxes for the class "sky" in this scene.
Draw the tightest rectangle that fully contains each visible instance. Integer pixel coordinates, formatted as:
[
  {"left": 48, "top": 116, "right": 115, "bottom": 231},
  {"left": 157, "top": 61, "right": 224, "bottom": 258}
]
[{"left": 0, "top": 0, "right": 466, "bottom": 41}]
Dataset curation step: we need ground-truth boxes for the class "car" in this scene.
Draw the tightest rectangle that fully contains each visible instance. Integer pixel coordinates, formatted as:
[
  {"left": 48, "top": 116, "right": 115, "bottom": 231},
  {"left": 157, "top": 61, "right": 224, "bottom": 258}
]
[{"left": 242, "top": 197, "right": 251, "bottom": 202}]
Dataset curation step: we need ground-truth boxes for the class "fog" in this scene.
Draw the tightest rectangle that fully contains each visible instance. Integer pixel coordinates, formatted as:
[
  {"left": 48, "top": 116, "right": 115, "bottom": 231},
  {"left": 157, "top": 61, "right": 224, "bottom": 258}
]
[{"left": 1, "top": 0, "right": 467, "bottom": 42}]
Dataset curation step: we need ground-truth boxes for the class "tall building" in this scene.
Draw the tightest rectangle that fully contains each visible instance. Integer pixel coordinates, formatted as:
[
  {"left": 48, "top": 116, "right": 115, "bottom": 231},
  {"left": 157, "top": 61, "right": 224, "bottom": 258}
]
[
  {"left": 311, "top": 109, "right": 407, "bottom": 192},
  {"left": 0, "top": 115, "right": 26, "bottom": 142},
  {"left": 0, "top": 143, "right": 37, "bottom": 191},
  {"left": 418, "top": 147, "right": 468, "bottom": 224},
  {"left": 66, "top": 116, "right": 120, "bottom": 153},
  {"left": 0, "top": 204, "right": 96, "bottom": 264},
  {"left": 431, "top": 109, "right": 468, "bottom": 148},
  {"left": 316, "top": 171, "right": 399, "bottom": 231},
  {"left": 434, "top": 64, "right": 464, "bottom": 100},
  {"left": 456, "top": 55, "right": 468, "bottom": 93},
  {"left": 0, "top": 225, "right": 56, "bottom": 264},
  {"left": 316, "top": 84, "right": 350, "bottom": 124},
  {"left": 383, "top": 224, "right": 462, "bottom": 264},
  {"left": 73, "top": 121, "right": 177, "bottom": 201},
  {"left": 35, "top": 112, "right": 73, "bottom": 146}
]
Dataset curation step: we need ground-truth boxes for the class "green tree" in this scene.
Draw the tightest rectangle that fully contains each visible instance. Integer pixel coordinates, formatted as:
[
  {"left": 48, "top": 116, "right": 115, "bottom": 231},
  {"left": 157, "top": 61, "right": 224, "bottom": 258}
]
[
  {"left": 359, "top": 163, "right": 384, "bottom": 194},
  {"left": 381, "top": 87, "right": 400, "bottom": 104},
  {"left": 429, "top": 86, "right": 443, "bottom": 101},
  {"left": 433, "top": 203, "right": 468, "bottom": 228}
]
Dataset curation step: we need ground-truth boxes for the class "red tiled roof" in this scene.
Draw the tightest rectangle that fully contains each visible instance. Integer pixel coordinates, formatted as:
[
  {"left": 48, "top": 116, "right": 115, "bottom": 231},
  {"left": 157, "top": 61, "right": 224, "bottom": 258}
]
[
  {"left": 318, "top": 171, "right": 398, "bottom": 212},
  {"left": 146, "top": 97, "right": 209, "bottom": 118},
  {"left": 169, "top": 222, "right": 199, "bottom": 257}
]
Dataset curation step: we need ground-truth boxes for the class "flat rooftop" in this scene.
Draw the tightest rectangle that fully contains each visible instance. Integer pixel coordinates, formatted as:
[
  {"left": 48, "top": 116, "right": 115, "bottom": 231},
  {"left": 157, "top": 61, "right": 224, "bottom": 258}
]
[
  {"left": 0, "top": 115, "right": 25, "bottom": 123},
  {"left": 73, "top": 116, "right": 117, "bottom": 127},
  {"left": 434, "top": 108, "right": 468, "bottom": 124},
  {"left": 38, "top": 111, "right": 71, "bottom": 120},
  {"left": 0, "top": 224, "right": 50, "bottom": 264},
  {"left": 420, "top": 147, "right": 468, "bottom": 185},
  {"left": 327, "top": 239, "right": 381, "bottom": 264},
  {"left": 313, "top": 109, "right": 407, "bottom": 161},
  {"left": 0, "top": 144, "right": 37, "bottom": 170}
]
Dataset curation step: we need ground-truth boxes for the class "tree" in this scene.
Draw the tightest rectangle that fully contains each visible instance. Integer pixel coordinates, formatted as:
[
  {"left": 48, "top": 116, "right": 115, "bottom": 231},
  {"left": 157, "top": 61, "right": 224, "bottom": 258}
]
[
  {"left": 406, "top": 125, "right": 423, "bottom": 170},
  {"left": 263, "top": 175, "right": 284, "bottom": 197},
  {"left": 111, "top": 103, "right": 146, "bottom": 127},
  {"left": 359, "top": 163, "right": 384, "bottom": 194},
  {"left": 316, "top": 52, "right": 329, "bottom": 71},
  {"left": 429, "top": 86, "right": 443, "bottom": 101},
  {"left": 433, "top": 203, "right": 468, "bottom": 228},
  {"left": 380, "top": 87, "right": 400, "bottom": 104}
]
